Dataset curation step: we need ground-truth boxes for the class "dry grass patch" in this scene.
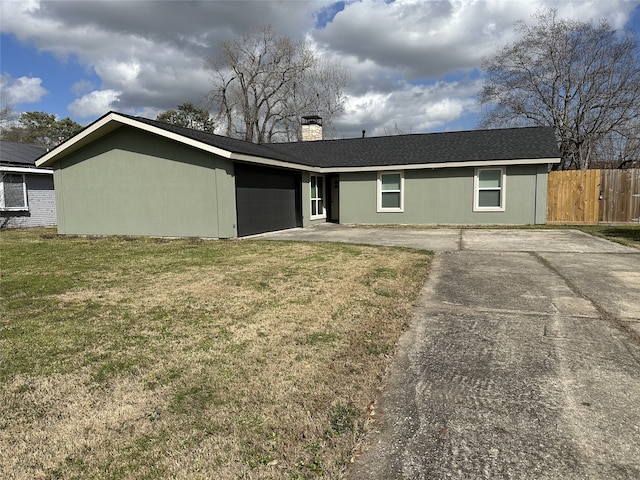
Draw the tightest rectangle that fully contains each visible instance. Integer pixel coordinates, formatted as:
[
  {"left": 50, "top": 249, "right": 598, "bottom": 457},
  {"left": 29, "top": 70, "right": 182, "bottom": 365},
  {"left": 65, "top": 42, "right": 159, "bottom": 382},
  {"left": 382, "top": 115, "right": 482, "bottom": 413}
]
[{"left": 1, "top": 229, "right": 431, "bottom": 479}]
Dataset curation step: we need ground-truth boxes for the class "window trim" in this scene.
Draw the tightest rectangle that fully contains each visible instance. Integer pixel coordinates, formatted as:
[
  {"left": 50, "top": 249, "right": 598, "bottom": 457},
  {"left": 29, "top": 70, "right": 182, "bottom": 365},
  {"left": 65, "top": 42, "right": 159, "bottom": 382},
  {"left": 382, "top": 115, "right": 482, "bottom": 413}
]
[
  {"left": 377, "top": 170, "right": 404, "bottom": 213},
  {"left": 310, "top": 174, "right": 326, "bottom": 220},
  {"left": 0, "top": 173, "right": 28, "bottom": 211},
  {"left": 474, "top": 167, "right": 506, "bottom": 212}
]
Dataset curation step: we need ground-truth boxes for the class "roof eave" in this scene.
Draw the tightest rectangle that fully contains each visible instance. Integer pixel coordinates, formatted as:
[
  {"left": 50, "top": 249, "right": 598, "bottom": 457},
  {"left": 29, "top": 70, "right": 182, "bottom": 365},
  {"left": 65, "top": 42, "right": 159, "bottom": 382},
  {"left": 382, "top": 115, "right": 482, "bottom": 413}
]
[
  {"left": 319, "top": 157, "right": 562, "bottom": 173},
  {"left": 35, "top": 112, "right": 311, "bottom": 171},
  {"left": 36, "top": 112, "right": 123, "bottom": 167},
  {"left": 35, "top": 112, "right": 236, "bottom": 167},
  {"left": 230, "top": 152, "right": 321, "bottom": 172},
  {"left": 0, "top": 165, "right": 54, "bottom": 174},
  {"left": 35, "top": 112, "right": 561, "bottom": 173}
]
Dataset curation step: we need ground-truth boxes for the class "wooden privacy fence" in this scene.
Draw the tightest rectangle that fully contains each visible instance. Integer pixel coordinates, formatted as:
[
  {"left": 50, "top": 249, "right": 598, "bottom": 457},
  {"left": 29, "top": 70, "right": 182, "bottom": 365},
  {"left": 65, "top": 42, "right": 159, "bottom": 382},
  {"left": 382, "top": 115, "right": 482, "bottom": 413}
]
[{"left": 547, "top": 168, "right": 640, "bottom": 224}]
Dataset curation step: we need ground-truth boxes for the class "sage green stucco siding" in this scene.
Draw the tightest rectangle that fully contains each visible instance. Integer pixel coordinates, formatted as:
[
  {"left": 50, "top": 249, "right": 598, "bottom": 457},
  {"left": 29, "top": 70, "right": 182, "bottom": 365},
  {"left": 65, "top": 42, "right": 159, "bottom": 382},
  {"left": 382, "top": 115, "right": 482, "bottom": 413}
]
[
  {"left": 339, "top": 165, "right": 548, "bottom": 225},
  {"left": 534, "top": 164, "right": 549, "bottom": 225},
  {"left": 53, "top": 126, "right": 237, "bottom": 237},
  {"left": 301, "top": 172, "right": 312, "bottom": 227},
  {"left": 50, "top": 121, "right": 551, "bottom": 236}
]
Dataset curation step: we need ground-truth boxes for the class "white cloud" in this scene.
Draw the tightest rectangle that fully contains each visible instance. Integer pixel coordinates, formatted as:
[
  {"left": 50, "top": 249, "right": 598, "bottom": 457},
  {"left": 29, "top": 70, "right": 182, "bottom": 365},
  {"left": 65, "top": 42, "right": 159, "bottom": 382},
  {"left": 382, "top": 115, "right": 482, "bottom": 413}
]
[
  {"left": 1, "top": 0, "right": 638, "bottom": 133},
  {"left": 313, "top": 0, "right": 637, "bottom": 80},
  {"left": 313, "top": 0, "right": 639, "bottom": 134},
  {"left": 68, "top": 89, "right": 120, "bottom": 118},
  {"left": 94, "top": 59, "right": 142, "bottom": 90},
  {"left": 0, "top": 74, "right": 47, "bottom": 105},
  {"left": 337, "top": 77, "right": 483, "bottom": 137},
  {"left": 71, "top": 79, "right": 95, "bottom": 96}
]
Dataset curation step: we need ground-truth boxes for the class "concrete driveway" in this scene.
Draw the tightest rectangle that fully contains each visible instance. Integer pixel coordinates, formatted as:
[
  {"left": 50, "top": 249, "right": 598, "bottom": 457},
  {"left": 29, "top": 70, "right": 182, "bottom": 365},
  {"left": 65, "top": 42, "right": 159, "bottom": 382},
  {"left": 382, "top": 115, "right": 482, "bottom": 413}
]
[{"left": 254, "top": 225, "right": 640, "bottom": 479}]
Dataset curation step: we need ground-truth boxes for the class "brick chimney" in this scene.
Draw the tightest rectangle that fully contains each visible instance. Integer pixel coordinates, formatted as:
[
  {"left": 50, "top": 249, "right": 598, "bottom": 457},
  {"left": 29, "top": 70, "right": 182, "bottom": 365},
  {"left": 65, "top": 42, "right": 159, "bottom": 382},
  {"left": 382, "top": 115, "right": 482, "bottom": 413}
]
[{"left": 301, "top": 115, "right": 323, "bottom": 141}]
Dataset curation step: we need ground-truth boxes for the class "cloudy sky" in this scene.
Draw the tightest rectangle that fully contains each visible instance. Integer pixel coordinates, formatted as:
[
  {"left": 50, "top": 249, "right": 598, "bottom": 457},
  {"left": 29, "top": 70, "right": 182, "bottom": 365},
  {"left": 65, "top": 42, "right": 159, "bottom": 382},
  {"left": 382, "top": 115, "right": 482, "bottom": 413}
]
[{"left": 2, "top": 0, "right": 640, "bottom": 139}]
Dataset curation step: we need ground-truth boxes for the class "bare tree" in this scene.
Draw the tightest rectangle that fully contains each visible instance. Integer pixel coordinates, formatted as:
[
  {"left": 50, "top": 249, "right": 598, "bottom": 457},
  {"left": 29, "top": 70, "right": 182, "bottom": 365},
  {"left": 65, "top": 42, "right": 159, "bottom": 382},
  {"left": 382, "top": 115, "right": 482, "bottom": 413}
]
[
  {"left": 479, "top": 9, "right": 640, "bottom": 170},
  {"left": 383, "top": 121, "right": 413, "bottom": 136},
  {"left": 207, "top": 25, "right": 348, "bottom": 143},
  {"left": 592, "top": 121, "right": 640, "bottom": 168}
]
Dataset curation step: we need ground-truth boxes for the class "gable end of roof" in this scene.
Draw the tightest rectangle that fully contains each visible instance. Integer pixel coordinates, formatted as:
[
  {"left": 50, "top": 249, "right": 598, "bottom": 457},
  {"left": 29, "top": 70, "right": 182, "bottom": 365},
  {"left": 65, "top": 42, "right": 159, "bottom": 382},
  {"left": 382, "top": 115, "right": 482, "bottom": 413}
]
[{"left": 35, "top": 112, "right": 561, "bottom": 170}]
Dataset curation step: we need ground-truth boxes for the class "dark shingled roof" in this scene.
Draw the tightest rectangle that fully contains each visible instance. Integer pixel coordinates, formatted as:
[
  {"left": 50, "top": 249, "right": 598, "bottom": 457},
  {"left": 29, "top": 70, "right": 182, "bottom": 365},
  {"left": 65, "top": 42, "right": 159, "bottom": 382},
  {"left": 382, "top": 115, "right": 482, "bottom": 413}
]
[
  {"left": 0, "top": 141, "right": 48, "bottom": 166},
  {"left": 269, "top": 126, "right": 560, "bottom": 168},
  {"left": 117, "top": 113, "right": 561, "bottom": 168},
  {"left": 121, "top": 114, "right": 304, "bottom": 165}
]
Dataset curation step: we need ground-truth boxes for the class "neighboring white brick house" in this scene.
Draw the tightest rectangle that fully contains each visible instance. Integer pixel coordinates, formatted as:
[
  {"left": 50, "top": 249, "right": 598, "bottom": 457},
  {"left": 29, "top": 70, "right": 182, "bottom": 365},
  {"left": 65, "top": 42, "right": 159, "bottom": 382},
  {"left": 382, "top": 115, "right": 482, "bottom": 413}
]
[{"left": 1, "top": 141, "right": 56, "bottom": 228}]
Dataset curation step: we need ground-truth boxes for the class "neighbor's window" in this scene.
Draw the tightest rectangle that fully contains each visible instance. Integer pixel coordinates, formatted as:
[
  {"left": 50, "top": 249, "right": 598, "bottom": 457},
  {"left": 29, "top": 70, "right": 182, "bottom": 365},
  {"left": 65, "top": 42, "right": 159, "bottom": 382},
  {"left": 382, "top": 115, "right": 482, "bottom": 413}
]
[
  {"left": 310, "top": 174, "right": 325, "bottom": 218},
  {"left": 474, "top": 168, "right": 505, "bottom": 211},
  {"left": 377, "top": 171, "right": 404, "bottom": 212},
  {"left": 0, "top": 173, "right": 28, "bottom": 211}
]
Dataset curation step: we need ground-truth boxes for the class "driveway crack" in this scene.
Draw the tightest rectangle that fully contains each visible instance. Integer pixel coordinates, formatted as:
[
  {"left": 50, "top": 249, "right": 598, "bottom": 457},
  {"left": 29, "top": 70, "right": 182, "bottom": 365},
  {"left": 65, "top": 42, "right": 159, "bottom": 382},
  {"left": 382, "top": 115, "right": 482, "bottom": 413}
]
[{"left": 531, "top": 251, "right": 640, "bottom": 347}]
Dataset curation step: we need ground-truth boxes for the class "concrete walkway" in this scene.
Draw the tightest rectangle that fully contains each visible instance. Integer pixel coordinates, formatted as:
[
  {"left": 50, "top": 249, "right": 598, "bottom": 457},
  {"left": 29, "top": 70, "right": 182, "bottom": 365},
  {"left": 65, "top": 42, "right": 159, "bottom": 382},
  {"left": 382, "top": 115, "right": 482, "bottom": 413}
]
[{"left": 255, "top": 225, "right": 640, "bottom": 479}]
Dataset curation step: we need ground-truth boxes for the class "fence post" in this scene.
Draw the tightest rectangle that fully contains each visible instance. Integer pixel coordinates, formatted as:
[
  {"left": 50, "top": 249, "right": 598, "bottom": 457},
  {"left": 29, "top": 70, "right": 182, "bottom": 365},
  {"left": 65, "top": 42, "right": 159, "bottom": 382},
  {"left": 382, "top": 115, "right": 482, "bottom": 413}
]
[{"left": 633, "top": 170, "right": 640, "bottom": 223}]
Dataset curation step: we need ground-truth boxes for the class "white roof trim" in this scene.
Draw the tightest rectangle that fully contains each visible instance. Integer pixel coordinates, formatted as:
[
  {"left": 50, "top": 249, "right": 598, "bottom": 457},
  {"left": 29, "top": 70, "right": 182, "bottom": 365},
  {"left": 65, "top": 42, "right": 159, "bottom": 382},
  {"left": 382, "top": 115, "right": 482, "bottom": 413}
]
[
  {"left": 321, "top": 157, "right": 561, "bottom": 173},
  {"left": 230, "top": 152, "right": 322, "bottom": 172},
  {"left": 0, "top": 166, "right": 54, "bottom": 174},
  {"left": 35, "top": 111, "right": 561, "bottom": 172},
  {"left": 36, "top": 112, "right": 117, "bottom": 167},
  {"left": 113, "top": 114, "right": 234, "bottom": 160},
  {"left": 34, "top": 112, "right": 323, "bottom": 172},
  {"left": 36, "top": 112, "right": 236, "bottom": 167}
]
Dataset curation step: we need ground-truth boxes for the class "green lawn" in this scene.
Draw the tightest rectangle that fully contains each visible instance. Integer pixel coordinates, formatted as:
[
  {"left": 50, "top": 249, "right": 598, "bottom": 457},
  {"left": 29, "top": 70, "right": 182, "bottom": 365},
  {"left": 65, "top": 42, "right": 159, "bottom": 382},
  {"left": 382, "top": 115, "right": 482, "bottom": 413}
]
[
  {"left": 0, "top": 229, "right": 431, "bottom": 479},
  {"left": 574, "top": 225, "right": 640, "bottom": 249}
]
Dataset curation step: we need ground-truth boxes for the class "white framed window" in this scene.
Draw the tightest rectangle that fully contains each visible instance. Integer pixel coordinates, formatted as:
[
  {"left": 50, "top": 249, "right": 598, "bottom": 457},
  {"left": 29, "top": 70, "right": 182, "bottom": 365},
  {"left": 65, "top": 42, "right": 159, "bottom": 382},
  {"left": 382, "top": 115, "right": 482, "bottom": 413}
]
[
  {"left": 310, "top": 174, "right": 325, "bottom": 219},
  {"left": 377, "top": 171, "right": 404, "bottom": 212},
  {"left": 474, "top": 167, "right": 505, "bottom": 211},
  {"left": 0, "top": 173, "right": 28, "bottom": 211}
]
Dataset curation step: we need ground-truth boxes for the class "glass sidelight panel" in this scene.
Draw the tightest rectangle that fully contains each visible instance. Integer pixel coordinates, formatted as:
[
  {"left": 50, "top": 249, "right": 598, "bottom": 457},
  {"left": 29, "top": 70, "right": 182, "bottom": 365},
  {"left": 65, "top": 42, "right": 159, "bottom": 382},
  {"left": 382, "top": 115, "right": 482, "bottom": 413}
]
[{"left": 310, "top": 174, "right": 325, "bottom": 218}]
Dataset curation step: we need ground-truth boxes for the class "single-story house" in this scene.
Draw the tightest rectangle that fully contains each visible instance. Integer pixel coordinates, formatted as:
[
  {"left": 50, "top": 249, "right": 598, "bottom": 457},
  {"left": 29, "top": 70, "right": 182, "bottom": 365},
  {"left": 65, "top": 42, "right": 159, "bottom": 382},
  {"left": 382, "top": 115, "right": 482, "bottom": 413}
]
[
  {"left": 35, "top": 112, "right": 560, "bottom": 238},
  {"left": 1, "top": 141, "right": 56, "bottom": 229}
]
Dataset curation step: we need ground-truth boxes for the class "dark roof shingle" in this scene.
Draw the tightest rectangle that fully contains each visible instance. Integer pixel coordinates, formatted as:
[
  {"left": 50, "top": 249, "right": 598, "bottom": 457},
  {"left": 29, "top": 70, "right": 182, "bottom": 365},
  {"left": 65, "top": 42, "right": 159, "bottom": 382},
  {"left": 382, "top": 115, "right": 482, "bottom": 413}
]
[
  {"left": 118, "top": 113, "right": 560, "bottom": 168},
  {"left": 0, "top": 141, "right": 48, "bottom": 166},
  {"left": 122, "top": 114, "right": 303, "bottom": 164},
  {"left": 268, "top": 126, "right": 560, "bottom": 168}
]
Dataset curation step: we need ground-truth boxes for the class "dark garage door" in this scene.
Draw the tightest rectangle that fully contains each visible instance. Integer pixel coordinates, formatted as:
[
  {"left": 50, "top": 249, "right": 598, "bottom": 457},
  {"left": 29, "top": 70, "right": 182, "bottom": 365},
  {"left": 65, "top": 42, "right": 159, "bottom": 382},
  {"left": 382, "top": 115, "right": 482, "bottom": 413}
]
[{"left": 235, "top": 164, "right": 302, "bottom": 237}]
